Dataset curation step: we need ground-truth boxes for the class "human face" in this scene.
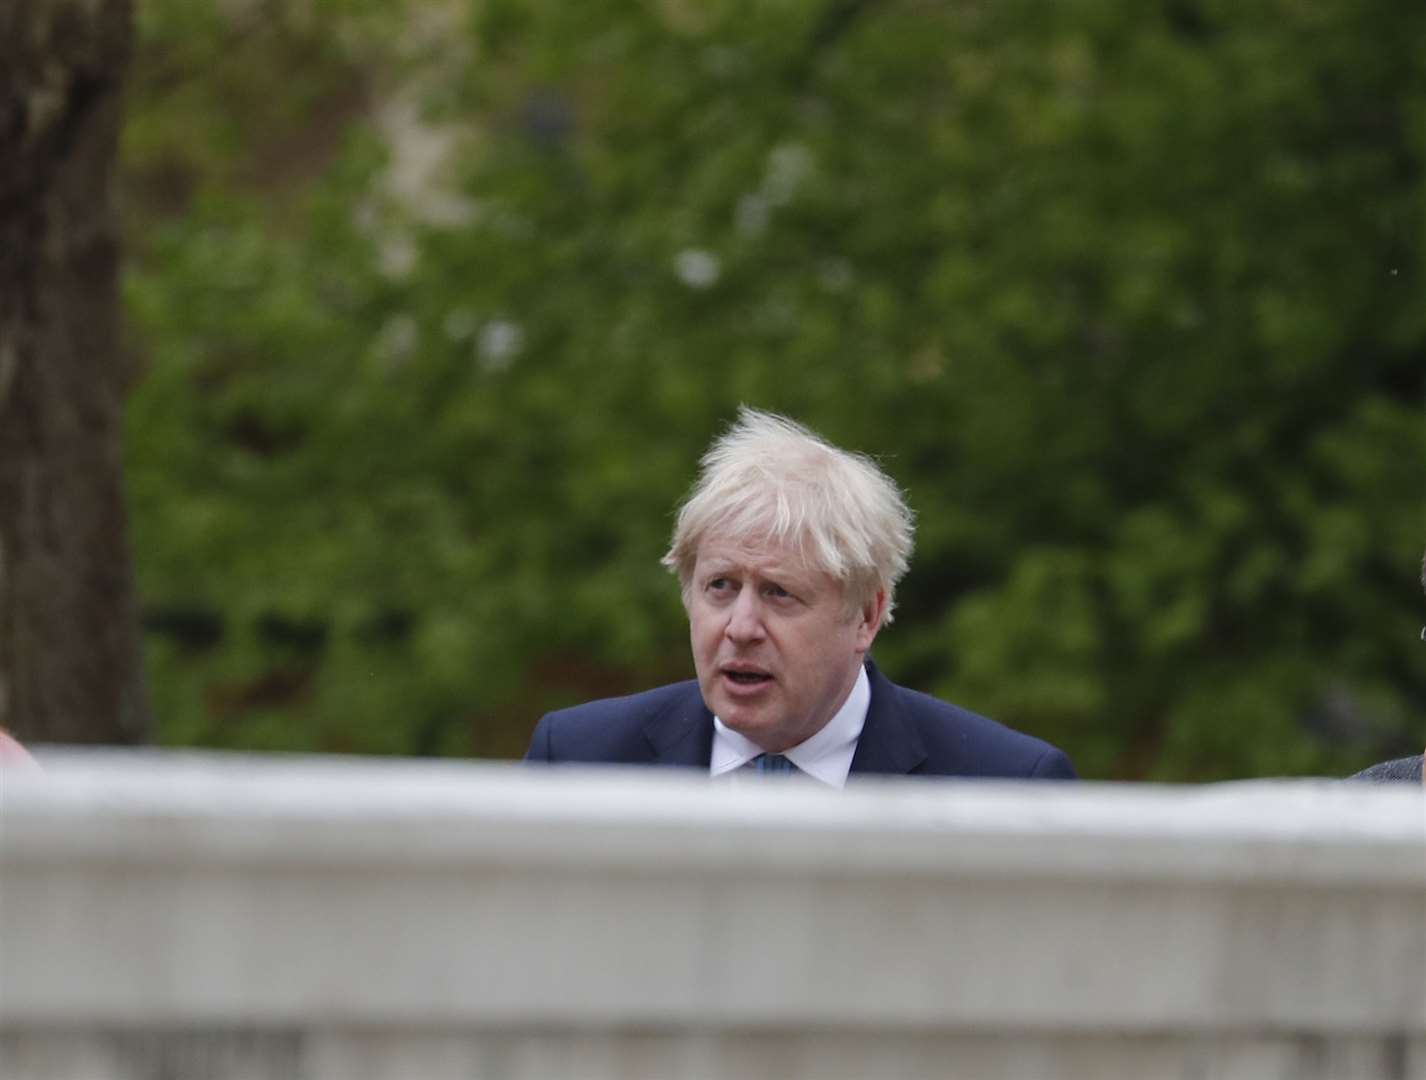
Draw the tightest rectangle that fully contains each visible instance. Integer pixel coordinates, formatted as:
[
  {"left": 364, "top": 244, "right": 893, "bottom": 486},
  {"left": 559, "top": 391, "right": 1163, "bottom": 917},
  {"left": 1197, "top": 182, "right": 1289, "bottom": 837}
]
[{"left": 687, "top": 535, "right": 885, "bottom": 753}]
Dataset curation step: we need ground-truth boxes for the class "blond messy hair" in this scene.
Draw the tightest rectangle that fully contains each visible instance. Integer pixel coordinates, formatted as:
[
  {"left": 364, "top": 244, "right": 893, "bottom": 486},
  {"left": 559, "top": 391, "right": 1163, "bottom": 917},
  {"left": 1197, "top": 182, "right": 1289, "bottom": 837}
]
[{"left": 661, "top": 408, "right": 915, "bottom": 622}]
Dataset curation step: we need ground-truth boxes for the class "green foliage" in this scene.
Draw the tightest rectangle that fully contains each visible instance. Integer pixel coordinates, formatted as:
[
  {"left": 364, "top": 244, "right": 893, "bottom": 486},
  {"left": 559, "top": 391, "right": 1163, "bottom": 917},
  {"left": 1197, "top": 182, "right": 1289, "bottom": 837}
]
[{"left": 123, "top": 0, "right": 1426, "bottom": 776}]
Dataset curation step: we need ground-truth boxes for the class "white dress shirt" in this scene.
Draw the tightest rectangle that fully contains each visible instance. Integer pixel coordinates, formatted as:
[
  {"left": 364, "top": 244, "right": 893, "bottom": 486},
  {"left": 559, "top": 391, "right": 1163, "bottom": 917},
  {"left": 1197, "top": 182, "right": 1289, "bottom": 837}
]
[{"left": 709, "top": 665, "right": 870, "bottom": 788}]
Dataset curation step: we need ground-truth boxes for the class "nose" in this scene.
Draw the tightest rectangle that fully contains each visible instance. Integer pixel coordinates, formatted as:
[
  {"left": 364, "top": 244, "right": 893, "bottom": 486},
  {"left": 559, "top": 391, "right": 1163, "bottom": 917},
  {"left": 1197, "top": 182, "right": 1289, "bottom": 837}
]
[{"left": 724, "top": 588, "right": 766, "bottom": 645}]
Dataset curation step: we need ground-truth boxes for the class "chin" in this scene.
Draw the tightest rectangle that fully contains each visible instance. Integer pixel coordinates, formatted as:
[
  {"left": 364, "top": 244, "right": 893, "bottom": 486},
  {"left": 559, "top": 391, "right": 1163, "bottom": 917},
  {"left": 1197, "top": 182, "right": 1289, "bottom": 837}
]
[{"left": 715, "top": 704, "right": 774, "bottom": 737}]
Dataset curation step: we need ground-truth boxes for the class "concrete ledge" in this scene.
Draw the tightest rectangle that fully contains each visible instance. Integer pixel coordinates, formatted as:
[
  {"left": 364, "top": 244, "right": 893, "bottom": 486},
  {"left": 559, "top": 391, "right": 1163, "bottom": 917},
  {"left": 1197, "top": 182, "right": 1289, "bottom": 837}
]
[{"left": 2, "top": 750, "right": 1424, "bottom": 1079}]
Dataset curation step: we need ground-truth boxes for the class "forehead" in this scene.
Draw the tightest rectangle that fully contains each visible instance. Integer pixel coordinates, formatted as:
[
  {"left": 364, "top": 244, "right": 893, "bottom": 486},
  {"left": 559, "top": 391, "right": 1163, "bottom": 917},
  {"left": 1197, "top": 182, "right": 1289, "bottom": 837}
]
[{"left": 694, "top": 533, "right": 821, "bottom": 578}]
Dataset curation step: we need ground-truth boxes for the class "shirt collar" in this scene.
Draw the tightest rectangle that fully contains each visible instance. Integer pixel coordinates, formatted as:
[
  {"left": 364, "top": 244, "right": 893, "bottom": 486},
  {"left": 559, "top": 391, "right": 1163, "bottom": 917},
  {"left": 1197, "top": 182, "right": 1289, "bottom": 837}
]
[{"left": 709, "top": 664, "right": 870, "bottom": 788}]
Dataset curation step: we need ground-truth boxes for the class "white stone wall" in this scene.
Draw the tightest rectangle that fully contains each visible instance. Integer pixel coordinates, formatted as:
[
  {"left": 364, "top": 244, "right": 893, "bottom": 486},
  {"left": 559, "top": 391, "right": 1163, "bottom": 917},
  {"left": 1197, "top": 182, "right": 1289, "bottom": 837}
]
[{"left": 1, "top": 750, "right": 1423, "bottom": 1079}]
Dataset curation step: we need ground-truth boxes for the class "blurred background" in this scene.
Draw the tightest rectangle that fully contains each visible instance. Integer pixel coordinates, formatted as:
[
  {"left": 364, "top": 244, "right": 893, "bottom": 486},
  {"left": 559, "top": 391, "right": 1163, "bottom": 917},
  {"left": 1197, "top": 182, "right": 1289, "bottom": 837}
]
[{"left": 105, "top": 0, "right": 1426, "bottom": 778}]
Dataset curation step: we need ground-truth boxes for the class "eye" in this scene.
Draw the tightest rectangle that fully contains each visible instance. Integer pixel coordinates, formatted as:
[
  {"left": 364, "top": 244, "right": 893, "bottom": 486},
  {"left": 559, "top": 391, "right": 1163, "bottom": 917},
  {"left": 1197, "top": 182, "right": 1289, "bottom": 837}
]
[
  {"left": 706, "top": 576, "right": 734, "bottom": 593},
  {"left": 765, "top": 583, "right": 794, "bottom": 600}
]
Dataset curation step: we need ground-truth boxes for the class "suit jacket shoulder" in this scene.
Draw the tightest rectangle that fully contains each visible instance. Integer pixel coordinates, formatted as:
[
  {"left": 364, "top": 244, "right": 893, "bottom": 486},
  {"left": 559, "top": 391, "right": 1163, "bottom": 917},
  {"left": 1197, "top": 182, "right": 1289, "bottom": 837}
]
[
  {"left": 1349, "top": 754, "right": 1424, "bottom": 783},
  {"left": 853, "top": 665, "right": 1076, "bottom": 779},
  {"left": 524, "top": 680, "right": 712, "bottom": 768}
]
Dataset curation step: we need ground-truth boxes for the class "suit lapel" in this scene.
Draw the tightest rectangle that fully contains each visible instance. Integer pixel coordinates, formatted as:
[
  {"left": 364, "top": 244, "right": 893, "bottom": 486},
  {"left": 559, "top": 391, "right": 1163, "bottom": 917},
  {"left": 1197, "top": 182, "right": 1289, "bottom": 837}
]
[
  {"left": 849, "top": 660, "right": 928, "bottom": 776},
  {"left": 642, "top": 684, "right": 715, "bottom": 767}
]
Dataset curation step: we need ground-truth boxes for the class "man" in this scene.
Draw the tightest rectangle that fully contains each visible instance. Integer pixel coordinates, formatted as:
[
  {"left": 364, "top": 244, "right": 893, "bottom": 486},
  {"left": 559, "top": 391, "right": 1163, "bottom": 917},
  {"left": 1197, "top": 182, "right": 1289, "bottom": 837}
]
[
  {"left": 525, "top": 409, "right": 1075, "bottom": 785},
  {"left": 1350, "top": 550, "right": 1426, "bottom": 785}
]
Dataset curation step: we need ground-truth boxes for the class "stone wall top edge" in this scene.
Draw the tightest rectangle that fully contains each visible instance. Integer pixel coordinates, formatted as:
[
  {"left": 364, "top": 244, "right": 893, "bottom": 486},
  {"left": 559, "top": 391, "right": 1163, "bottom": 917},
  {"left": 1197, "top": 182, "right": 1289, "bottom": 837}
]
[
  {"left": 2, "top": 751, "right": 1421, "bottom": 885},
  {"left": 6, "top": 748, "right": 1421, "bottom": 835}
]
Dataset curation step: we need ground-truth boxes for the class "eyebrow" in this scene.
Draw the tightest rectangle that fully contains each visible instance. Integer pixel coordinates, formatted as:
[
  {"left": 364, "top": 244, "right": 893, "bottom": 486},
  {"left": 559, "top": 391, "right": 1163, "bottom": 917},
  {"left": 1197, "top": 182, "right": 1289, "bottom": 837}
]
[{"left": 700, "top": 560, "right": 814, "bottom": 591}]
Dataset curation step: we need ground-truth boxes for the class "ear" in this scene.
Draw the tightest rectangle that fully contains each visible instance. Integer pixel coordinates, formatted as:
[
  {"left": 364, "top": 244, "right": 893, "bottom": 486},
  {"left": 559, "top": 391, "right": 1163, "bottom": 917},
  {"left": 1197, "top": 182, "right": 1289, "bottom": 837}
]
[{"left": 854, "top": 589, "right": 887, "bottom": 652}]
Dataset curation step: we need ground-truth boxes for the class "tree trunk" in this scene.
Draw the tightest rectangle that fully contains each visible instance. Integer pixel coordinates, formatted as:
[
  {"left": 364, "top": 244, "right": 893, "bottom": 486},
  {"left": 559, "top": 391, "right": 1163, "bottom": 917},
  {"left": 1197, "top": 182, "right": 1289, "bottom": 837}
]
[{"left": 0, "top": 0, "right": 147, "bottom": 743}]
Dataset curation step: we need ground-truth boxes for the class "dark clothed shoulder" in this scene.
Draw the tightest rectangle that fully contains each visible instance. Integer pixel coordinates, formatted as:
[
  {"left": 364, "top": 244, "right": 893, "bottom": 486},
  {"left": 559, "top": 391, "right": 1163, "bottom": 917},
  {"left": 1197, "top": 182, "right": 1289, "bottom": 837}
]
[
  {"left": 524, "top": 680, "right": 710, "bottom": 768},
  {"left": 868, "top": 680, "right": 1076, "bottom": 780},
  {"left": 1349, "top": 755, "right": 1424, "bottom": 783}
]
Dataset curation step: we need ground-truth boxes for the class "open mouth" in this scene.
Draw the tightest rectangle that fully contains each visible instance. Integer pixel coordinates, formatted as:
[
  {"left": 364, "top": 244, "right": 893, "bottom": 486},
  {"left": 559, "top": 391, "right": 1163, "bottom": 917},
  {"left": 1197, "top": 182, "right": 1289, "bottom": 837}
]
[{"left": 724, "top": 669, "right": 773, "bottom": 686}]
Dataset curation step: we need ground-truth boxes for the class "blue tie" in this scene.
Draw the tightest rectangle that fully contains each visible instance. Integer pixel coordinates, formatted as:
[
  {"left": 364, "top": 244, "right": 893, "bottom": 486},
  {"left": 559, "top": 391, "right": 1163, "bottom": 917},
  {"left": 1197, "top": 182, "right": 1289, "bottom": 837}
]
[{"left": 752, "top": 753, "right": 797, "bottom": 775}]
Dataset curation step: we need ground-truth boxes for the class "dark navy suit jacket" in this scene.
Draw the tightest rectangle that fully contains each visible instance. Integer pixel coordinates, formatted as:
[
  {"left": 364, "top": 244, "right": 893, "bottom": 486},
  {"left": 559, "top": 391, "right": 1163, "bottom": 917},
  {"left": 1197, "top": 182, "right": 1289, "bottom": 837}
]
[{"left": 525, "top": 661, "right": 1076, "bottom": 779}]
